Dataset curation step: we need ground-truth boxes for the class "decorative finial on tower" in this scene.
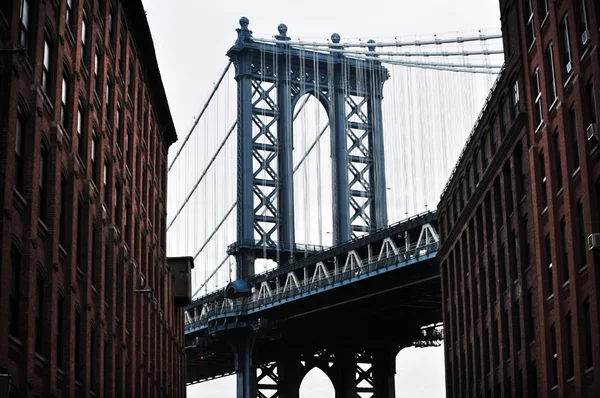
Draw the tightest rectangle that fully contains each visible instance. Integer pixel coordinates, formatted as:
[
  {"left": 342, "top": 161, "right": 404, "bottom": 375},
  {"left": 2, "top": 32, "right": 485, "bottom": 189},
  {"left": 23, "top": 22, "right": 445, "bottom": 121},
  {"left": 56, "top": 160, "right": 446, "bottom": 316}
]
[
  {"left": 275, "top": 23, "right": 290, "bottom": 41},
  {"left": 367, "top": 39, "right": 378, "bottom": 57},
  {"left": 234, "top": 16, "right": 253, "bottom": 48},
  {"left": 367, "top": 39, "right": 376, "bottom": 52}
]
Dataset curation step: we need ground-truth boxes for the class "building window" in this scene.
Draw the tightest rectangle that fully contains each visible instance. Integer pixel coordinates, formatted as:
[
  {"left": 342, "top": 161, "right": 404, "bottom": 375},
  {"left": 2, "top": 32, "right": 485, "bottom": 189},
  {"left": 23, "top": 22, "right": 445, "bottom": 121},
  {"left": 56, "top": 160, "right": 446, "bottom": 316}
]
[
  {"left": 500, "top": 100, "right": 507, "bottom": 136},
  {"left": 484, "top": 328, "right": 490, "bottom": 374},
  {"left": 540, "top": 0, "right": 549, "bottom": 19},
  {"left": 75, "top": 312, "right": 82, "bottom": 381},
  {"left": 522, "top": 217, "right": 530, "bottom": 268},
  {"left": 583, "top": 298, "right": 593, "bottom": 369},
  {"left": 524, "top": 0, "right": 535, "bottom": 48},
  {"left": 466, "top": 166, "right": 472, "bottom": 197},
  {"left": 56, "top": 294, "right": 64, "bottom": 369},
  {"left": 125, "top": 202, "right": 131, "bottom": 243},
  {"left": 561, "top": 15, "right": 573, "bottom": 75},
  {"left": 61, "top": 75, "right": 69, "bottom": 127},
  {"left": 532, "top": 68, "right": 543, "bottom": 128},
  {"left": 514, "top": 300, "right": 522, "bottom": 351},
  {"left": 545, "top": 42, "right": 557, "bottom": 104},
  {"left": 106, "top": 74, "right": 112, "bottom": 108},
  {"left": 493, "top": 319, "right": 500, "bottom": 365},
  {"left": 503, "top": 163, "right": 513, "bottom": 214},
  {"left": 502, "top": 310, "right": 510, "bottom": 359},
  {"left": 108, "top": 7, "right": 115, "bottom": 44},
  {"left": 115, "top": 183, "right": 122, "bottom": 229},
  {"left": 527, "top": 288, "right": 535, "bottom": 342},
  {"left": 587, "top": 80, "right": 597, "bottom": 128},
  {"left": 566, "top": 313, "right": 575, "bottom": 378},
  {"left": 546, "top": 235, "right": 553, "bottom": 296},
  {"left": 103, "top": 161, "right": 110, "bottom": 206},
  {"left": 119, "top": 35, "right": 126, "bottom": 75},
  {"left": 14, "top": 113, "right": 25, "bottom": 193},
  {"left": 576, "top": 200, "right": 586, "bottom": 268},
  {"left": 9, "top": 247, "right": 21, "bottom": 338},
  {"left": 91, "top": 221, "right": 98, "bottom": 287},
  {"left": 90, "top": 327, "right": 96, "bottom": 392},
  {"left": 126, "top": 127, "right": 133, "bottom": 170},
  {"left": 39, "top": 149, "right": 48, "bottom": 223},
  {"left": 569, "top": 107, "right": 580, "bottom": 171},
  {"left": 577, "top": 0, "right": 591, "bottom": 47},
  {"left": 482, "top": 134, "right": 489, "bottom": 169},
  {"left": 42, "top": 39, "right": 52, "bottom": 94},
  {"left": 512, "top": 80, "right": 519, "bottom": 118},
  {"left": 116, "top": 101, "right": 122, "bottom": 147},
  {"left": 539, "top": 151, "right": 547, "bottom": 209},
  {"left": 491, "top": 119, "right": 498, "bottom": 154},
  {"left": 81, "top": 13, "right": 88, "bottom": 62},
  {"left": 91, "top": 133, "right": 99, "bottom": 185},
  {"left": 77, "top": 102, "right": 86, "bottom": 160},
  {"left": 35, "top": 274, "right": 44, "bottom": 353},
  {"left": 19, "top": 0, "right": 30, "bottom": 48},
  {"left": 94, "top": 45, "right": 101, "bottom": 97},
  {"left": 59, "top": 177, "right": 68, "bottom": 247},
  {"left": 65, "top": 0, "right": 73, "bottom": 31},
  {"left": 560, "top": 217, "right": 569, "bottom": 282},
  {"left": 529, "top": 362, "right": 538, "bottom": 396},
  {"left": 474, "top": 150, "right": 481, "bottom": 184},
  {"left": 128, "top": 60, "right": 135, "bottom": 98},
  {"left": 77, "top": 202, "right": 86, "bottom": 269},
  {"left": 553, "top": 130, "right": 563, "bottom": 191},
  {"left": 551, "top": 324, "right": 558, "bottom": 386}
]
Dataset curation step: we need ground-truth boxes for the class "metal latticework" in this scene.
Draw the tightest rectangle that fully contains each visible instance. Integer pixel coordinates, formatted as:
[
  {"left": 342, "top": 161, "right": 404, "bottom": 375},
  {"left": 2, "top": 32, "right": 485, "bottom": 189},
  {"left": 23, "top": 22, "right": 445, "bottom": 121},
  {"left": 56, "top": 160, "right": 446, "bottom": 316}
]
[{"left": 228, "top": 18, "right": 389, "bottom": 279}]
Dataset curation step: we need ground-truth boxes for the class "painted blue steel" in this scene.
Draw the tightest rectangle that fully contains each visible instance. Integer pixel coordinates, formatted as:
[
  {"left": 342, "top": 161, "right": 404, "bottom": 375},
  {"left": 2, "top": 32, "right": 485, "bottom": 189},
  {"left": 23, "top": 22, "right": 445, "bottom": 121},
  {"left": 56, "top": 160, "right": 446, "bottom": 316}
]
[
  {"left": 184, "top": 250, "right": 437, "bottom": 335},
  {"left": 226, "top": 17, "right": 390, "bottom": 280}
]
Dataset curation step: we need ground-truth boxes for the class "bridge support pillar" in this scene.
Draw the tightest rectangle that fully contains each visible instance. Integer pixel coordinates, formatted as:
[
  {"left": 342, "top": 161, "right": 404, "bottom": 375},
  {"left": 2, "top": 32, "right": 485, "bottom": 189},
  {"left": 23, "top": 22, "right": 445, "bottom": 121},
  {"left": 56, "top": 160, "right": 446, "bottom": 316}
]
[
  {"left": 334, "top": 351, "right": 357, "bottom": 398},
  {"left": 372, "top": 349, "right": 397, "bottom": 398},
  {"left": 232, "top": 336, "right": 257, "bottom": 398}
]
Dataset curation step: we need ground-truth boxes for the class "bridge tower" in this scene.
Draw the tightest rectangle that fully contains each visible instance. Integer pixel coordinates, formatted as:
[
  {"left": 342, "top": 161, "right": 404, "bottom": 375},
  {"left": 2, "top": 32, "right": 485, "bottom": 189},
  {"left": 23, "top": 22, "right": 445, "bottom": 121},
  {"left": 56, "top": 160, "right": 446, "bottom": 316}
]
[
  {"left": 227, "top": 17, "right": 389, "bottom": 281},
  {"left": 208, "top": 18, "right": 421, "bottom": 398}
]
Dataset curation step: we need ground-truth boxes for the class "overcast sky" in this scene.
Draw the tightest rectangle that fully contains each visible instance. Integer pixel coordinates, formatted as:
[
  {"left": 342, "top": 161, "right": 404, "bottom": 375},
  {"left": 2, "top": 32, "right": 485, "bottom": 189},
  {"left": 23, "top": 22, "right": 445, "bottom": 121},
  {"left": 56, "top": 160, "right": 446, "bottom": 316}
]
[{"left": 142, "top": 0, "right": 502, "bottom": 396}]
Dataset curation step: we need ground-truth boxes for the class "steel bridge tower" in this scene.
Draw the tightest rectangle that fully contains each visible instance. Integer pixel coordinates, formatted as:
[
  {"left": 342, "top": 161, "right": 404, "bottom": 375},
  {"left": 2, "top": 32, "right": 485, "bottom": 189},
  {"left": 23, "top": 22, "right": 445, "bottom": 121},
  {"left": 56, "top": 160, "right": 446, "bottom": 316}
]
[
  {"left": 207, "top": 18, "right": 425, "bottom": 398},
  {"left": 228, "top": 17, "right": 389, "bottom": 282}
]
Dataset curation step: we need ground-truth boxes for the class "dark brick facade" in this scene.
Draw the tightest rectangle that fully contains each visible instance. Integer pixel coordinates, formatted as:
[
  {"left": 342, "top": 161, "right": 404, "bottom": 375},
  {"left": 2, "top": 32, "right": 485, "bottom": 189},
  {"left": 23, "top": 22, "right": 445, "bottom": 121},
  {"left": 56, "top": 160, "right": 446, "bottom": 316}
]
[
  {"left": 438, "top": 0, "right": 600, "bottom": 397},
  {"left": 0, "top": 0, "right": 186, "bottom": 397}
]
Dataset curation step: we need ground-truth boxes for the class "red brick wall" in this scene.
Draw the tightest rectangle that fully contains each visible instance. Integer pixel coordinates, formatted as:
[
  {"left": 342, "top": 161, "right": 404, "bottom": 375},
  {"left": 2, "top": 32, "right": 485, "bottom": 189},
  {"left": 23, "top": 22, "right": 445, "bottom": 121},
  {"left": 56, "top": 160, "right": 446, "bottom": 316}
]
[
  {"left": 0, "top": 1, "right": 185, "bottom": 397},
  {"left": 439, "top": 0, "right": 600, "bottom": 397}
]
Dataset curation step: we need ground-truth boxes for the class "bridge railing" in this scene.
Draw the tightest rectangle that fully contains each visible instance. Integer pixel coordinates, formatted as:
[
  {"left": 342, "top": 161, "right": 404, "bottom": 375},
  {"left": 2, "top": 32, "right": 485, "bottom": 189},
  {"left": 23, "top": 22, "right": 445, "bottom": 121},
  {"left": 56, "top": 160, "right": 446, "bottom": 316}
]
[{"left": 185, "top": 240, "right": 439, "bottom": 331}]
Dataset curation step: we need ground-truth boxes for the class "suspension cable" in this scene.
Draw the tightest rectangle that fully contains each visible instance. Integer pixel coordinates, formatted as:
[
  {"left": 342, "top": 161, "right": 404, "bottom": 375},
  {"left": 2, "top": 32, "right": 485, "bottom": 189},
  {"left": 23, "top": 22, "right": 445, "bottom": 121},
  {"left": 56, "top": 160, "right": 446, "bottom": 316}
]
[
  {"left": 290, "top": 46, "right": 504, "bottom": 58},
  {"left": 252, "top": 32, "right": 503, "bottom": 48},
  {"left": 192, "top": 255, "right": 230, "bottom": 299},
  {"left": 193, "top": 202, "right": 236, "bottom": 261},
  {"left": 343, "top": 55, "right": 502, "bottom": 70},
  {"left": 167, "top": 121, "right": 237, "bottom": 231},
  {"left": 376, "top": 59, "right": 501, "bottom": 74},
  {"left": 168, "top": 60, "right": 232, "bottom": 171}
]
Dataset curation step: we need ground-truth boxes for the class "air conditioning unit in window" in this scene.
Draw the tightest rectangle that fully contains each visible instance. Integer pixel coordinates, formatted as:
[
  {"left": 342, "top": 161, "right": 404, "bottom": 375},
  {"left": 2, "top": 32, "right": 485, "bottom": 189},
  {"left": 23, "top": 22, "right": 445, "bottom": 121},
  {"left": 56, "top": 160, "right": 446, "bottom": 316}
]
[
  {"left": 587, "top": 123, "right": 599, "bottom": 142},
  {"left": 588, "top": 233, "right": 600, "bottom": 251},
  {"left": 566, "top": 61, "right": 573, "bottom": 74},
  {"left": 582, "top": 30, "right": 591, "bottom": 45}
]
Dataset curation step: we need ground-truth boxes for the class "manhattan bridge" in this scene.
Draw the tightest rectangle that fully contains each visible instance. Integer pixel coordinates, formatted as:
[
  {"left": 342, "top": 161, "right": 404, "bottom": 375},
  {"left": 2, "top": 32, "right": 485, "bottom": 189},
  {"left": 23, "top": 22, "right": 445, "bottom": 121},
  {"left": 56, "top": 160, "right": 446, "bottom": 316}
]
[{"left": 167, "top": 17, "right": 503, "bottom": 397}]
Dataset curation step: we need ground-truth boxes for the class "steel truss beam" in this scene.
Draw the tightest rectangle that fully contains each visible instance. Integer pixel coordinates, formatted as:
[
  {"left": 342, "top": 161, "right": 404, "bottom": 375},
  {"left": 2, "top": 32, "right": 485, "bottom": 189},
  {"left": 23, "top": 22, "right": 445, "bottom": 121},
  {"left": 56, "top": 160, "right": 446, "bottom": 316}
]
[{"left": 233, "top": 346, "right": 399, "bottom": 398}]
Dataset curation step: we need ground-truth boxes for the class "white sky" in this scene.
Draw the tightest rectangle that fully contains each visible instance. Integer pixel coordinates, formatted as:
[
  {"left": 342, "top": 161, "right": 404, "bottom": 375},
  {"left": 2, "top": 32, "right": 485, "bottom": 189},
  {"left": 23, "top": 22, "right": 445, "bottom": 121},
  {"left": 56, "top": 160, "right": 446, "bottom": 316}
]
[{"left": 142, "top": 0, "right": 501, "bottom": 395}]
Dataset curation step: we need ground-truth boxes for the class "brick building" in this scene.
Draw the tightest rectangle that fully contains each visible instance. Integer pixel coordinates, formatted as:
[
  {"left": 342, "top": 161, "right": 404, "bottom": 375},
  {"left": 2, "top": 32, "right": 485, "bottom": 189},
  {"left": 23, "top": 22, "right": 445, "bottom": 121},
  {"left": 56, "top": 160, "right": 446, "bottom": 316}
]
[
  {"left": 0, "top": 0, "right": 188, "bottom": 397},
  {"left": 438, "top": 0, "right": 599, "bottom": 397}
]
